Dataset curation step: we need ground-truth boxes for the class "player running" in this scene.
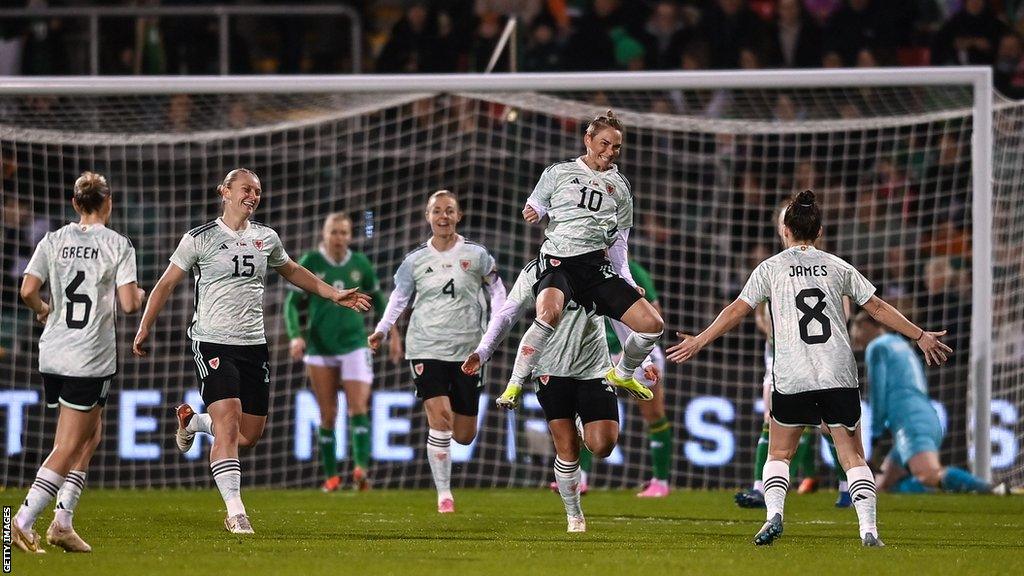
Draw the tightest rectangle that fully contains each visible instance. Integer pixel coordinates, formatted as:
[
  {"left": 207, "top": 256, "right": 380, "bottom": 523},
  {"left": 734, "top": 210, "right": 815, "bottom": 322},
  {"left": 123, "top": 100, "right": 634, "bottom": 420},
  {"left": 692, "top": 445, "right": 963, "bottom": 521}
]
[
  {"left": 285, "top": 212, "right": 397, "bottom": 492},
  {"left": 13, "top": 172, "right": 145, "bottom": 553},
  {"left": 133, "top": 168, "right": 370, "bottom": 534},
  {"left": 462, "top": 258, "right": 659, "bottom": 532},
  {"left": 668, "top": 190, "right": 952, "bottom": 547},
  {"left": 368, "top": 190, "right": 505, "bottom": 514},
  {"left": 503, "top": 110, "right": 664, "bottom": 407},
  {"left": 850, "top": 311, "right": 1005, "bottom": 495}
]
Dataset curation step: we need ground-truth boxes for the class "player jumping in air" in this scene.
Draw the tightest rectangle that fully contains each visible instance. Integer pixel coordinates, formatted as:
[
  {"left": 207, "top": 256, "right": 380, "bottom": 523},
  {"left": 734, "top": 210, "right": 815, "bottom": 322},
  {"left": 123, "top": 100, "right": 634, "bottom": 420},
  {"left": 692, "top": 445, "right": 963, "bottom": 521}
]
[
  {"left": 668, "top": 190, "right": 952, "bottom": 547},
  {"left": 285, "top": 212, "right": 398, "bottom": 492},
  {"left": 850, "top": 311, "right": 1006, "bottom": 495},
  {"left": 13, "top": 172, "right": 145, "bottom": 553},
  {"left": 133, "top": 168, "right": 370, "bottom": 534},
  {"left": 501, "top": 110, "right": 664, "bottom": 407},
  {"left": 368, "top": 190, "right": 505, "bottom": 514},
  {"left": 463, "top": 259, "right": 659, "bottom": 532}
]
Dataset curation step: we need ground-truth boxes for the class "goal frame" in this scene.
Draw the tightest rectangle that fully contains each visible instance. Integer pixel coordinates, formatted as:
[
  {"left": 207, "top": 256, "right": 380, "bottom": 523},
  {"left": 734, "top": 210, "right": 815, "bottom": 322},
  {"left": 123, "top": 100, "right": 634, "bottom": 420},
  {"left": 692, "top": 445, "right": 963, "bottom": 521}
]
[{"left": 0, "top": 67, "right": 994, "bottom": 481}]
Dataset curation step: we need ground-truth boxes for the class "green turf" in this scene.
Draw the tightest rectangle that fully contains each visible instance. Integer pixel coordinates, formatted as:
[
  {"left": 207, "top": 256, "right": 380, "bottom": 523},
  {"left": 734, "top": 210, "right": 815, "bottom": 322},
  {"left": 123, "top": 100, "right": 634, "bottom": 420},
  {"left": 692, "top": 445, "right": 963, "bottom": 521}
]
[{"left": 3, "top": 488, "right": 1022, "bottom": 576}]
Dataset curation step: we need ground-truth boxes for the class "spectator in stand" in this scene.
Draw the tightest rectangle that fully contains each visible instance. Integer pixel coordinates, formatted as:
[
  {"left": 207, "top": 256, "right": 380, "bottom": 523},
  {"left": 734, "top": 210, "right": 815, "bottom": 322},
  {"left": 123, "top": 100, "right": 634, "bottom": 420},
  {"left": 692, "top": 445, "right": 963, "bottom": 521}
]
[
  {"left": 640, "top": 1, "right": 691, "bottom": 71},
  {"left": 823, "top": 0, "right": 895, "bottom": 67},
  {"left": 995, "top": 32, "right": 1024, "bottom": 98},
  {"left": 523, "top": 17, "right": 563, "bottom": 71},
  {"left": 470, "top": 14, "right": 506, "bottom": 71},
  {"left": 377, "top": 3, "right": 454, "bottom": 73},
  {"left": 561, "top": 0, "right": 621, "bottom": 71},
  {"left": 610, "top": 26, "right": 647, "bottom": 71},
  {"left": 931, "top": 0, "right": 1007, "bottom": 66},
  {"left": 700, "top": 0, "right": 766, "bottom": 69},
  {"left": 767, "top": 0, "right": 823, "bottom": 68}
]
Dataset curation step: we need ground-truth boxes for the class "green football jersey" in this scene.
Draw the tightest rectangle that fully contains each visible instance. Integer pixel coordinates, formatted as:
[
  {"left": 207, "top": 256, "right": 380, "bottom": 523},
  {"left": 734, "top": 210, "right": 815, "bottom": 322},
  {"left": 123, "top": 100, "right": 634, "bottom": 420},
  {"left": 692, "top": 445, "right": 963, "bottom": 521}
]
[
  {"left": 605, "top": 259, "right": 658, "bottom": 354},
  {"left": 285, "top": 248, "right": 386, "bottom": 356}
]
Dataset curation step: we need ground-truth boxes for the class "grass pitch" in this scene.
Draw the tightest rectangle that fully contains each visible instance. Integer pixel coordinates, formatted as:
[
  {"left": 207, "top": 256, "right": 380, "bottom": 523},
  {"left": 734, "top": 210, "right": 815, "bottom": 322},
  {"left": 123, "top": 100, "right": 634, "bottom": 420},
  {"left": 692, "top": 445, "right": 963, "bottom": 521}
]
[{"left": 4, "top": 488, "right": 1022, "bottom": 576}]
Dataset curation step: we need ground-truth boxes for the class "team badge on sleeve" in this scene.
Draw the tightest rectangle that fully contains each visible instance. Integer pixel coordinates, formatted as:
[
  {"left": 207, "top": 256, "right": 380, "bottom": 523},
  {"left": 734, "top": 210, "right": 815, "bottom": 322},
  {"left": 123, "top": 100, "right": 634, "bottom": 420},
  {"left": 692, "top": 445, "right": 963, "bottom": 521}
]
[
  {"left": 208, "top": 357, "right": 221, "bottom": 370},
  {"left": 460, "top": 259, "right": 471, "bottom": 272}
]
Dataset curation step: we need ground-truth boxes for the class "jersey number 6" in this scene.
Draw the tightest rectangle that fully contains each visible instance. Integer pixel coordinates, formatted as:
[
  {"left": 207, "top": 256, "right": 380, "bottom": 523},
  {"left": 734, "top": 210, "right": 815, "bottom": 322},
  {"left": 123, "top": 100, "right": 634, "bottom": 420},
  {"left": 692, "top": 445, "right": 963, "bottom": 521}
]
[
  {"left": 795, "top": 287, "right": 832, "bottom": 345},
  {"left": 65, "top": 270, "right": 93, "bottom": 329}
]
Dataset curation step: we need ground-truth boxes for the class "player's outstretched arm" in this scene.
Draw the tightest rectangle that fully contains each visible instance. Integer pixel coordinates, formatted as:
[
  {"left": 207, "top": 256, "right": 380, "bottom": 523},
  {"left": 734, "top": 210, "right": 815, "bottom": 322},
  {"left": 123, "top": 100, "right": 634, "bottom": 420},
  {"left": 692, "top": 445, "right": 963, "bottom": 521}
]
[
  {"left": 276, "top": 259, "right": 371, "bottom": 312},
  {"left": 861, "top": 295, "right": 952, "bottom": 365},
  {"left": 462, "top": 294, "right": 528, "bottom": 375},
  {"left": 133, "top": 263, "right": 187, "bottom": 357},
  {"left": 19, "top": 273, "right": 50, "bottom": 324},
  {"left": 667, "top": 298, "right": 754, "bottom": 363}
]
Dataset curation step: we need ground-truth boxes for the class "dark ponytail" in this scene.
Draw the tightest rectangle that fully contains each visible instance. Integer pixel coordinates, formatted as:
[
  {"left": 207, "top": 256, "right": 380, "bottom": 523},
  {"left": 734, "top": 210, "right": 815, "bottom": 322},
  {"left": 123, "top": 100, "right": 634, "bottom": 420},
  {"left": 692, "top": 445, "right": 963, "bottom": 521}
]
[
  {"left": 72, "top": 171, "right": 111, "bottom": 214},
  {"left": 783, "top": 189, "right": 821, "bottom": 242}
]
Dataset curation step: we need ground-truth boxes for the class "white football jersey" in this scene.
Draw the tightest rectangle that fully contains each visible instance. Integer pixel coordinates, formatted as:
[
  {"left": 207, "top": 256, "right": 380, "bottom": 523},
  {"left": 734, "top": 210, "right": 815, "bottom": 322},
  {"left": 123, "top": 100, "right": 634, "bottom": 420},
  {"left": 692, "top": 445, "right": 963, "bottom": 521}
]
[
  {"left": 506, "top": 260, "right": 610, "bottom": 381},
  {"left": 24, "top": 223, "right": 137, "bottom": 377},
  {"left": 169, "top": 218, "right": 289, "bottom": 346},
  {"left": 739, "top": 245, "right": 875, "bottom": 394},
  {"left": 528, "top": 157, "right": 633, "bottom": 257},
  {"left": 395, "top": 236, "right": 498, "bottom": 361}
]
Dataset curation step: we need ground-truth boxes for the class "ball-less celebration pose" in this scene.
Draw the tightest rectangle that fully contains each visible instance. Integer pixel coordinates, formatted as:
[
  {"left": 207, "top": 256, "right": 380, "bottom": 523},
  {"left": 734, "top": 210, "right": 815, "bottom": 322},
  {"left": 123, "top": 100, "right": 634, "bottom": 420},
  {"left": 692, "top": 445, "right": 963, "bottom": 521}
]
[
  {"left": 463, "top": 258, "right": 659, "bottom": 532},
  {"left": 133, "top": 169, "right": 370, "bottom": 534},
  {"left": 368, "top": 190, "right": 505, "bottom": 514},
  {"left": 668, "top": 190, "right": 952, "bottom": 547},
  {"left": 13, "top": 172, "right": 145, "bottom": 554},
  {"left": 285, "top": 212, "right": 398, "bottom": 492},
  {"left": 501, "top": 111, "right": 664, "bottom": 406}
]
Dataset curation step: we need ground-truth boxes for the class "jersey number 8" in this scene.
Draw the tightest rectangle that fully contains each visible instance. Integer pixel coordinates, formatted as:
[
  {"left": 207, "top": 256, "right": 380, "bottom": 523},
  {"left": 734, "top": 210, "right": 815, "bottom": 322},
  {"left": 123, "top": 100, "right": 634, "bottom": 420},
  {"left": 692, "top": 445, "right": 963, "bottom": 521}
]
[{"left": 795, "top": 287, "right": 832, "bottom": 345}]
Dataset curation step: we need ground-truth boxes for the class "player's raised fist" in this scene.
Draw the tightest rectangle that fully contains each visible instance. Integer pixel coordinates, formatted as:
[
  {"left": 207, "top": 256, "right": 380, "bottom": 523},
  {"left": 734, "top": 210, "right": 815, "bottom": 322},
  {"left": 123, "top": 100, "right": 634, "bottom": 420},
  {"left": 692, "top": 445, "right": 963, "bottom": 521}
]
[
  {"left": 461, "top": 353, "right": 481, "bottom": 375},
  {"left": 367, "top": 331, "right": 384, "bottom": 352}
]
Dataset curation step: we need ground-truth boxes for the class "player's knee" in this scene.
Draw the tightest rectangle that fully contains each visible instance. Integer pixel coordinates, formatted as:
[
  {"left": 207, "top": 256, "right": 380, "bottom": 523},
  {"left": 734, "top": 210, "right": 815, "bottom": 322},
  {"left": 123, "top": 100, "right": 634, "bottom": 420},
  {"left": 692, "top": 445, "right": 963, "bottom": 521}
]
[
  {"left": 536, "top": 305, "right": 562, "bottom": 327},
  {"left": 453, "top": 429, "right": 476, "bottom": 445},
  {"left": 238, "top": 431, "right": 263, "bottom": 448},
  {"left": 769, "top": 447, "right": 796, "bottom": 462},
  {"left": 641, "top": 314, "right": 664, "bottom": 335},
  {"left": 589, "top": 439, "right": 615, "bottom": 459}
]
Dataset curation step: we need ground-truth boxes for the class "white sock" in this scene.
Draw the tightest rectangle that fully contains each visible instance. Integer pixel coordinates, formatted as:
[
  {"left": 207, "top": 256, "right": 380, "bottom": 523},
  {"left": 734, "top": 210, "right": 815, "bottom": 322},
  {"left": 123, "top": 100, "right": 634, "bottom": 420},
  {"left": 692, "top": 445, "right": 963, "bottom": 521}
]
[
  {"left": 53, "top": 469, "right": 87, "bottom": 528},
  {"left": 847, "top": 465, "right": 878, "bottom": 538},
  {"left": 187, "top": 413, "right": 214, "bottom": 436},
  {"left": 426, "top": 429, "right": 453, "bottom": 500},
  {"left": 16, "top": 467, "right": 64, "bottom": 531},
  {"left": 510, "top": 320, "right": 555, "bottom": 383},
  {"left": 554, "top": 457, "right": 583, "bottom": 518},
  {"left": 762, "top": 459, "right": 790, "bottom": 520},
  {"left": 838, "top": 480, "right": 849, "bottom": 492},
  {"left": 615, "top": 330, "right": 662, "bottom": 378},
  {"left": 211, "top": 458, "right": 245, "bottom": 517}
]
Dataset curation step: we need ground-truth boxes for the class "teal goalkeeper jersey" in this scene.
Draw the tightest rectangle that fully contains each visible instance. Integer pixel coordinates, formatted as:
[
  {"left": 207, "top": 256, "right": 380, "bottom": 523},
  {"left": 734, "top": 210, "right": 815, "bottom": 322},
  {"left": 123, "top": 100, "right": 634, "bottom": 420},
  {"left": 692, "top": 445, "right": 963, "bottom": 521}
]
[
  {"left": 866, "top": 333, "right": 942, "bottom": 440},
  {"left": 284, "top": 248, "right": 386, "bottom": 356}
]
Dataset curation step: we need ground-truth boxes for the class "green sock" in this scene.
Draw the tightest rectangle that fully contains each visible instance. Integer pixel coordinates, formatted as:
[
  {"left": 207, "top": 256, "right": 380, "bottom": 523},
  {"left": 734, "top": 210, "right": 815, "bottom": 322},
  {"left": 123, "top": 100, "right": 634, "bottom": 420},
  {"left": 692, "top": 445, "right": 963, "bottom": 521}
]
[
  {"left": 754, "top": 423, "right": 769, "bottom": 488},
  {"left": 350, "top": 413, "right": 371, "bottom": 469},
  {"left": 648, "top": 417, "right": 673, "bottom": 481},
  {"left": 318, "top": 427, "right": 337, "bottom": 479},
  {"left": 825, "top": 434, "right": 846, "bottom": 482},
  {"left": 579, "top": 446, "right": 593, "bottom": 474},
  {"left": 794, "top": 429, "right": 814, "bottom": 478}
]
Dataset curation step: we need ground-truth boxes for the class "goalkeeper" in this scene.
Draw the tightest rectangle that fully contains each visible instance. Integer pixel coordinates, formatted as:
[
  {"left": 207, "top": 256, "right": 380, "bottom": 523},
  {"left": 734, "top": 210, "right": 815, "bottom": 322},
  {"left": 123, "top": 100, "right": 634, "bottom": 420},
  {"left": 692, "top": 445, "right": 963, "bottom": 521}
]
[{"left": 851, "top": 311, "right": 1004, "bottom": 495}]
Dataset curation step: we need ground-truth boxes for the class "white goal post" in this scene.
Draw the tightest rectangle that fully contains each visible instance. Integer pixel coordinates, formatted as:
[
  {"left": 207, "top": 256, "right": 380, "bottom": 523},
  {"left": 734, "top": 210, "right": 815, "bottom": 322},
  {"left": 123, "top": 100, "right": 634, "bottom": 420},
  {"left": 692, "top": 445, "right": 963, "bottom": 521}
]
[{"left": 0, "top": 68, "right": 1011, "bottom": 488}]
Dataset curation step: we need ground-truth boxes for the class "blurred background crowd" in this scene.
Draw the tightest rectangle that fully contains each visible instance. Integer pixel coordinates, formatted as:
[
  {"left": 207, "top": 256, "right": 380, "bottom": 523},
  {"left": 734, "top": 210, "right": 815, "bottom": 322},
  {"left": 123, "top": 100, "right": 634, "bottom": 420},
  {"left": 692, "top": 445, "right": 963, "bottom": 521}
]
[{"left": 1, "top": 1, "right": 1024, "bottom": 97}]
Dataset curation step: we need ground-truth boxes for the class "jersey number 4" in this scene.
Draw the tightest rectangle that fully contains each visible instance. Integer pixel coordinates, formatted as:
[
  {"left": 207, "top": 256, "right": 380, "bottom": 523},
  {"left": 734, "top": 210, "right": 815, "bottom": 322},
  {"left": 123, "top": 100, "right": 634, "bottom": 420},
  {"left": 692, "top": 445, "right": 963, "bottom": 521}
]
[
  {"left": 65, "top": 270, "right": 93, "bottom": 329},
  {"left": 795, "top": 287, "right": 832, "bottom": 344},
  {"left": 442, "top": 278, "right": 455, "bottom": 299}
]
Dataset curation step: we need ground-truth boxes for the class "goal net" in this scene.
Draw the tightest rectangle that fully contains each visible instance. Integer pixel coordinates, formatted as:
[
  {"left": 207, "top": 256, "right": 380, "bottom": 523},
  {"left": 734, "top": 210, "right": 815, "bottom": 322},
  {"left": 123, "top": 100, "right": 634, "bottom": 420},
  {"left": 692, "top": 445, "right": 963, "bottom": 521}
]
[{"left": 1, "top": 72, "right": 1021, "bottom": 490}]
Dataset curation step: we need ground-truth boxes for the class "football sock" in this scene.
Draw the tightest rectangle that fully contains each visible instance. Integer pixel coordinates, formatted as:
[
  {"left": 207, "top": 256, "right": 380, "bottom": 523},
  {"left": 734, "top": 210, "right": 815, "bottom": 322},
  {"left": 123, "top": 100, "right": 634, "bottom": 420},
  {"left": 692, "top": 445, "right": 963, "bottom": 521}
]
[
  {"left": 350, "top": 413, "right": 372, "bottom": 470},
  {"left": 510, "top": 320, "right": 554, "bottom": 384},
  {"left": 824, "top": 434, "right": 848, "bottom": 486},
  {"left": 615, "top": 330, "right": 662, "bottom": 379},
  {"left": 762, "top": 459, "right": 789, "bottom": 520},
  {"left": 554, "top": 457, "right": 583, "bottom": 518},
  {"left": 318, "top": 427, "right": 337, "bottom": 479},
  {"left": 426, "top": 429, "right": 453, "bottom": 499},
  {"left": 753, "top": 423, "right": 769, "bottom": 492},
  {"left": 942, "top": 466, "right": 991, "bottom": 493},
  {"left": 53, "top": 469, "right": 86, "bottom": 529},
  {"left": 16, "top": 467, "right": 64, "bottom": 531},
  {"left": 187, "top": 412, "right": 215, "bottom": 436},
  {"left": 211, "top": 458, "right": 245, "bottom": 517},
  {"left": 648, "top": 417, "right": 672, "bottom": 481},
  {"left": 793, "top": 429, "right": 814, "bottom": 478},
  {"left": 847, "top": 465, "right": 878, "bottom": 538}
]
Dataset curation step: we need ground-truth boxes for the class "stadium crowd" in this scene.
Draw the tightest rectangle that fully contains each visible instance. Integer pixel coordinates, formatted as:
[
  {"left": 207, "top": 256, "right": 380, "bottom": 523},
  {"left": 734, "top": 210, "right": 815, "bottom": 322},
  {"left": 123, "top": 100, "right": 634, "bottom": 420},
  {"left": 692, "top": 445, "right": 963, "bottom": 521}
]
[{"left": 0, "top": 1, "right": 1024, "bottom": 97}]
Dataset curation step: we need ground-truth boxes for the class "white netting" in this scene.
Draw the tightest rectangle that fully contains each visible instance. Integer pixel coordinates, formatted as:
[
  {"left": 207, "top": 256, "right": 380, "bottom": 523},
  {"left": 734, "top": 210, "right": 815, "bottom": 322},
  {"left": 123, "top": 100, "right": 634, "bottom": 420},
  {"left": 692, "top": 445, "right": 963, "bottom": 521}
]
[{"left": 1, "top": 79, "right": 1021, "bottom": 490}]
